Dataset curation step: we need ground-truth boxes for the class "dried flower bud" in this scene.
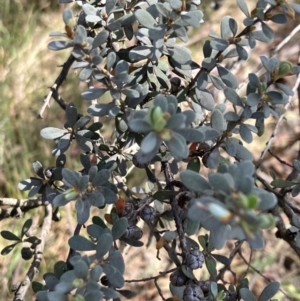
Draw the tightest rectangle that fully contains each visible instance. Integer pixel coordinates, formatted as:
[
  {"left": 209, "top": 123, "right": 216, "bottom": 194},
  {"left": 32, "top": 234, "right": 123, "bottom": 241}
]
[
  {"left": 170, "top": 269, "right": 188, "bottom": 286},
  {"left": 139, "top": 205, "right": 156, "bottom": 222},
  {"left": 123, "top": 225, "right": 143, "bottom": 240},
  {"left": 183, "top": 282, "right": 204, "bottom": 301},
  {"left": 185, "top": 249, "right": 204, "bottom": 270},
  {"left": 21, "top": 247, "right": 33, "bottom": 261}
]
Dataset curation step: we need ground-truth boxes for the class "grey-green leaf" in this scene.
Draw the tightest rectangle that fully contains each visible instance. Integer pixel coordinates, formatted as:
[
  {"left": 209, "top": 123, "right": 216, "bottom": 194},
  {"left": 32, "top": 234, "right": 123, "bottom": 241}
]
[
  {"left": 180, "top": 170, "right": 211, "bottom": 192},
  {"left": 96, "top": 233, "right": 113, "bottom": 258},
  {"left": 112, "top": 217, "right": 128, "bottom": 240},
  {"left": 40, "top": 127, "right": 66, "bottom": 140},
  {"left": 1, "top": 231, "right": 20, "bottom": 241},
  {"left": 217, "top": 65, "right": 238, "bottom": 89},
  {"left": 135, "top": 9, "right": 156, "bottom": 28},
  {"left": 68, "top": 235, "right": 96, "bottom": 251},
  {"left": 92, "top": 30, "right": 109, "bottom": 49},
  {"left": 270, "top": 179, "right": 296, "bottom": 188},
  {"left": 239, "top": 288, "right": 257, "bottom": 301},
  {"left": 211, "top": 109, "right": 226, "bottom": 132},
  {"left": 258, "top": 282, "right": 280, "bottom": 301}
]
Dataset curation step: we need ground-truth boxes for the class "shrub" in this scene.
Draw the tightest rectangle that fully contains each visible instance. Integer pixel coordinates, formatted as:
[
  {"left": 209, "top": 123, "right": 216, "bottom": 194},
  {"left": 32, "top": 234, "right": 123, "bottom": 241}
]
[{"left": 1, "top": 0, "right": 300, "bottom": 300}]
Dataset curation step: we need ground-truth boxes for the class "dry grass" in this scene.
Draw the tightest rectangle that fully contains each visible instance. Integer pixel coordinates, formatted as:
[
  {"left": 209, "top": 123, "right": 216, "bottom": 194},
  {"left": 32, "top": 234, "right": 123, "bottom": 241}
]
[{"left": 0, "top": 0, "right": 300, "bottom": 300}]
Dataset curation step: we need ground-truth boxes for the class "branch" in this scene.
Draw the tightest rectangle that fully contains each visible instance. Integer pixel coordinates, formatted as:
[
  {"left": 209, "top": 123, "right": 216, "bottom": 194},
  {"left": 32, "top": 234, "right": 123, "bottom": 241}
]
[
  {"left": 217, "top": 240, "right": 244, "bottom": 283},
  {"left": 86, "top": 78, "right": 100, "bottom": 123},
  {"left": 161, "top": 160, "right": 188, "bottom": 261},
  {"left": 188, "top": 4, "right": 280, "bottom": 91},
  {"left": 154, "top": 278, "right": 166, "bottom": 301},
  {"left": 255, "top": 174, "right": 300, "bottom": 215},
  {"left": 66, "top": 223, "right": 82, "bottom": 264},
  {"left": 0, "top": 198, "right": 43, "bottom": 220},
  {"left": 13, "top": 204, "right": 52, "bottom": 301},
  {"left": 267, "top": 149, "right": 293, "bottom": 168},
  {"left": 271, "top": 24, "right": 300, "bottom": 55},
  {"left": 272, "top": 205, "right": 300, "bottom": 258},
  {"left": 38, "top": 54, "right": 75, "bottom": 118}
]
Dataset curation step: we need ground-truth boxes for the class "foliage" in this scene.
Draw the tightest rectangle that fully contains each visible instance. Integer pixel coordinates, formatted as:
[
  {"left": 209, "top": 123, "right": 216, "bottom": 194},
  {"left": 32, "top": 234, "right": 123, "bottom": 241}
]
[{"left": 1, "top": 0, "right": 300, "bottom": 300}]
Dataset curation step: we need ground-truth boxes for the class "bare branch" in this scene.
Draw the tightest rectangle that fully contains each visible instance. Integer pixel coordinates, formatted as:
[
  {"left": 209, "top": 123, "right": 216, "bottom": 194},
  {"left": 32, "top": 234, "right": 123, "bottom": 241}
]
[
  {"left": 39, "top": 54, "right": 75, "bottom": 118},
  {"left": 272, "top": 24, "right": 300, "bottom": 55},
  {"left": 161, "top": 160, "right": 188, "bottom": 261},
  {"left": 0, "top": 198, "right": 43, "bottom": 220}
]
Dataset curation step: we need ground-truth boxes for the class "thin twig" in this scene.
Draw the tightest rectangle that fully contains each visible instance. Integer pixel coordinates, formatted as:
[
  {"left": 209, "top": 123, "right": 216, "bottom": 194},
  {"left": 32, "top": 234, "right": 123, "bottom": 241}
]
[
  {"left": 217, "top": 240, "right": 244, "bottom": 283},
  {"left": 272, "top": 24, "right": 300, "bottom": 55},
  {"left": 125, "top": 268, "right": 176, "bottom": 283},
  {"left": 87, "top": 79, "right": 100, "bottom": 123},
  {"left": 154, "top": 278, "right": 167, "bottom": 301},
  {"left": 239, "top": 249, "right": 294, "bottom": 300},
  {"left": 113, "top": 174, "right": 132, "bottom": 199},
  {"left": 145, "top": 221, "right": 175, "bottom": 259},
  {"left": 267, "top": 149, "right": 294, "bottom": 168},
  {"left": 13, "top": 204, "right": 52, "bottom": 301},
  {"left": 66, "top": 223, "right": 82, "bottom": 264},
  {"left": 256, "top": 72, "right": 300, "bottom": 170},
  {"left": 255, "top": 174, "right": 300, "bottom": 215}
]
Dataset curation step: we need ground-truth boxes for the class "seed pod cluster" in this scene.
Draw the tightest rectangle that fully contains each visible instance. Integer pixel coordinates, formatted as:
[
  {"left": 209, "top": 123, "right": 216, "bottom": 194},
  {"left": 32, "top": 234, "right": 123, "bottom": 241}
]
[
  {"left": 170, "top": 269, "right": 188, "bottom": 286},
  {"left": 185, "top": 249, "right": 204, "bottom": 270},
  {"left": 199, "top": 280, "right": 211, "bottom": 296},
  {"left": 225, "top": 290, "right": 237, "bottom": 301},
  {"left": 21, "top": 247, "right": 33, "bottom": 261},
  {"left": 139, "top": 205, "right": 156, "bottom": 222},
  {"left": 123, "top": 202, "right": 135, "bottom": 220},
  {"left": 183, "top": 282, "right": 204, "bottom": 301},
  {"left": 123, "top": 225, "right": 143, "bottom": 240}
]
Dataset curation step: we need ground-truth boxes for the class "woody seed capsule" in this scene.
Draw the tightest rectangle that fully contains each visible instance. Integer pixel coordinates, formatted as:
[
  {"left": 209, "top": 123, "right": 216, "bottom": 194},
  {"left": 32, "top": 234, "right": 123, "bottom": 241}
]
[{"left": 185, "top": 249, "right": 204, "bottom": 270}]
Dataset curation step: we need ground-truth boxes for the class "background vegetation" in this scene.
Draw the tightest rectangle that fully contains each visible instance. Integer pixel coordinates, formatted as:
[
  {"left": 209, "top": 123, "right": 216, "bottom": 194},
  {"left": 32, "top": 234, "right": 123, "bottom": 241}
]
[{"left": 0, "top": 0, "right": 300, "bottom": 300}]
